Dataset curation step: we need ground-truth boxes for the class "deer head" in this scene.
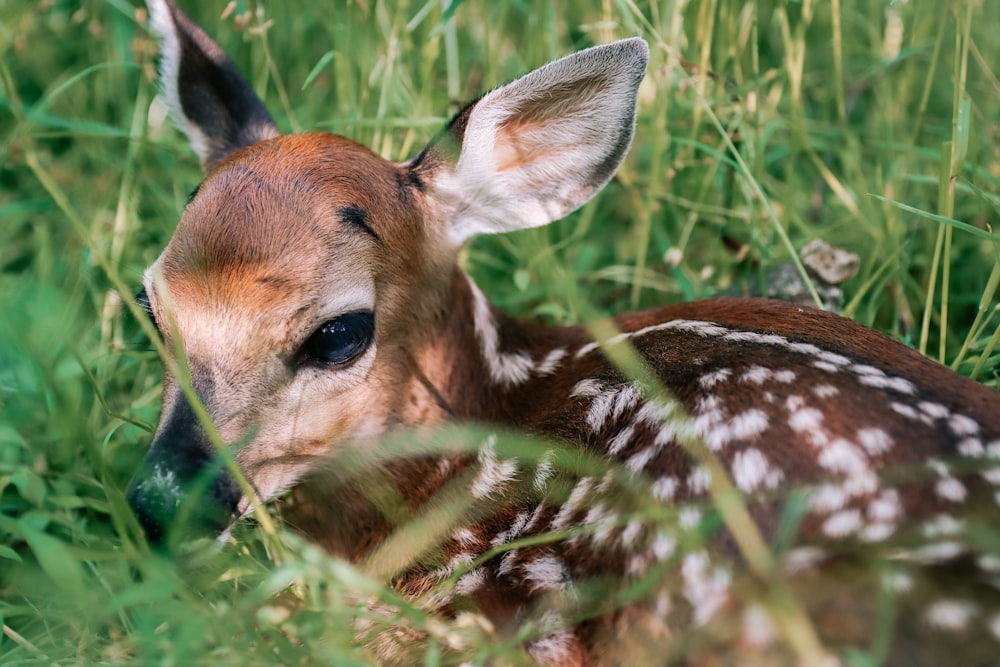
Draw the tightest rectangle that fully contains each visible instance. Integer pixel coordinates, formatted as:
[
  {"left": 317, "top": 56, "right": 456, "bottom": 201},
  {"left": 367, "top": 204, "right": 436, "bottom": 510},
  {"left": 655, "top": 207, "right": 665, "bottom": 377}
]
[{"left": 125, "top": 0, "right": 648, "bottom": 543}]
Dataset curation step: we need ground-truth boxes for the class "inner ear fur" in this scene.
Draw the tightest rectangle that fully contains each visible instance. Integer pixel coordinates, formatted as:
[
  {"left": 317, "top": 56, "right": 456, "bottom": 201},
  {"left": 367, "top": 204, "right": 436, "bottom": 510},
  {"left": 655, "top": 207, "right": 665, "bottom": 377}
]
[{"left": 412, "top": 38, "right": 649, "bottom": 245}]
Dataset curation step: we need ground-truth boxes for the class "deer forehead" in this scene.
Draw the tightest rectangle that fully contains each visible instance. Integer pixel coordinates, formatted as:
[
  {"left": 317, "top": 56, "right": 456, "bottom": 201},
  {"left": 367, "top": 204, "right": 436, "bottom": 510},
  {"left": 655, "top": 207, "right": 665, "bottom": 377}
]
[
  {"left": 163, "top": 133, "right": 424, "bottom": 271},
  {"left": 149, "top": 134, "right": 433, "bottom": 351}
]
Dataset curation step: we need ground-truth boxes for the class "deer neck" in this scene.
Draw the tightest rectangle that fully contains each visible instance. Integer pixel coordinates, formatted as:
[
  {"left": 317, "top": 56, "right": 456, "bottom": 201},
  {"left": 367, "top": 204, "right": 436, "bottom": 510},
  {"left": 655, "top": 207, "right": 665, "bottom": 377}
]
[{"left": 401, "top": 269, "right": 523, "bottom": 423}]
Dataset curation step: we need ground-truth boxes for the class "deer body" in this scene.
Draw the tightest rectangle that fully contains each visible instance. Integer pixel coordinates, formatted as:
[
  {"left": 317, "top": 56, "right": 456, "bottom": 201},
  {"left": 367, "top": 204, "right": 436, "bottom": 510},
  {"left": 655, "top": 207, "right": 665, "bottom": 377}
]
[{"left": 128, "top": 2, "right": 1000, "bottom": 665}]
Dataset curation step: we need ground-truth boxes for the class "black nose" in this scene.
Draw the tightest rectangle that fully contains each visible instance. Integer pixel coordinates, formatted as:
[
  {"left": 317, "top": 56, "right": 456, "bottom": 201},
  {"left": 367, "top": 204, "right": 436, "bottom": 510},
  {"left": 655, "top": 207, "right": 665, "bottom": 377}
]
[
  {"left": 126, "top": 461, "right": 241, "bottom": 546},
  {"left": 126, "top": 395, "right": 242, "bottom": 546}
]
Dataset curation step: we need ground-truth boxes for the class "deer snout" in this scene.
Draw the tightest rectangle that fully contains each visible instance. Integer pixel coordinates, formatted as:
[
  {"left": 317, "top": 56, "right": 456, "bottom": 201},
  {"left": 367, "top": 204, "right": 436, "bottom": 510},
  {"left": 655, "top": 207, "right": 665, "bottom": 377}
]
[{"left": 126, "top": 396, "right": 241, "bottom": 546}]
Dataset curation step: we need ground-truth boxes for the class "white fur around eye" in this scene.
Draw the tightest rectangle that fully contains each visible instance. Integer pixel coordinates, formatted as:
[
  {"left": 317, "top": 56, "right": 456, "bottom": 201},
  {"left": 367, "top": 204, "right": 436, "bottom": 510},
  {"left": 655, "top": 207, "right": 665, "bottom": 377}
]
[{"left": 315, "top": 282, "right": 376, "bottom": 323}]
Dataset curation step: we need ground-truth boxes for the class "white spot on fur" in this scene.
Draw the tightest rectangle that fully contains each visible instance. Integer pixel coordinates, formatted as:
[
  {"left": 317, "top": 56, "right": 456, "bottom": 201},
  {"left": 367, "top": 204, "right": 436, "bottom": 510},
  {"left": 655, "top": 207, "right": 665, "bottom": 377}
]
[
  {"left": 453, "top": 527, "right": 478, "bottom": 546},
  {"left": 773, "top": 369, "right": 797, "bottom": 383},
  {"left": 783, "top": 546, "right": 826, "bottom": 573},
  {"left": 817, "top": 439, "right": 869, "bottom": 475},
  {"left": 731, "top": 409, "right": 770, "bottom": 440},
  {"left": 586, "top": 383, "right": 640, "bottom": 432},
  {"left": 679, "top": 506, "right": 702, "bottom": 530},
  {"left": 856, "top": 374, "right": 891, "bottom": 390},
  {"left": 789, "top": 405, "right": 824, "bottom": 433},
  {"left": 652, "top": 476, "right": 678, "bottom": 502},
  {"left": 812, "top": 384, "right": 839, "bottom": 399},
  {"left": 810, "top": 484, "right": 850, "bottom": 514},
  {"left": 949, "top": 414, "right": 980, "bottom": 437},
  {"left": 656, "top": 591, "right": 671, "bottom": 619},
  {"left": 454, "top": 567, "right": 486, "bottom": 595},
  {"left": 491, "top": 511, "right": 529, "bottom": 547},
  {"left": 843, "top": 469, "right": 879, "bottom": 497},
  {"left": 718, "top": 330, "right": 760, "bottom": 343},
  {"left": 959, "top": 438, "right": 984, "bottom": 456},
  {"left": 523, "top": 502, "right": 547, "bottom": 534},
  {"left": 695, "top": 404, "right": 770, "bottom": 452},
  {"left": 923, "top": 514, "right": 964, "bottom": 538},
  {"left": 909, "top": 541, "right": 965, "bottom": 563},
  {"left": 535, "top": 347, "right": 567, "bottom": 375},
  {"left": 626, "top": 553, "right": 650, "bottom": 576},
  {"left": 861, "top": 522, "right": 895, "bottom": 542},
  {"left": 919, "top": 401, "right": 950, "bottom": 420},
  {"left": 978, "top": 555, "right": 1000, "bottom": 572},
  {"left": 570, "top": 378, "right": 603, "bottom": 398},
  {"left": 731, "top": 448, "right": 784, "bottom": 492},
  {"left": 626, "top": 446, "right": 657, "bottom": 472},
  {"left": 823, "top": 509, "right": 862, "bottom": 537},
  {"left": 890, "top": 402, "right": 920, "bottom": 421},
  {"left": 528, "top": 627, "right": 575, "bottom": 666},
  {"left": 788, "top": 342, "right": 823, "bottom": 356},
  {"left": 550, "top": 477, "right": 593, "bottom": 531},
  {"left": 857, "top": 427, "right": 893, "bottom": 456},
  {"left": 816, "top": 351, "right": 851, "bottom": 367},
  {"left": 611, "top": 383, "right": 642, "bottom": 421},
  {"left": 652, "top": 531, "right": 677, "bottom": 561},
  {"left": 686, "top": 466, "right": 712, "bottom": 494},
  {"left": 990, "top": 613, "right": 1000, "bottom": 641},
  {"left": 813, "top": 360, "right": 840, "bottom": 373},
  {"left": 867, "top": 489, "right": 901, "bottom": 523},
  {"left": 469, "top": 280, "right": 533, "bottom": 385},
  {"left": 667, "top": 320, "right": 730, "bottom": 337},
  {"left": 607, "top": 425, "right": 635, "bottom": 456},
  {"left": 928, "top": 458, "right": 951, "bottom": 477},
  {"left": 498, "top": 550, "right": 518, "bottom": 576},
  {"left": 533, "top": 451, "right": 555, "bottom": 492},
  {"left": 585, "top": 391, "right": 617, "bottom": 432},
  {"left": 741, "top": 366, "right": 771, "bottom": 384},
  {"left": 935, "top": 477, "right": 967, "bottom": 503},
  {"left": 583, "top": 504, "right": 617, "bottom": 544},
  {"left": 884, "top": 571, "right": 914, "bottom": 593},
  {"left": 699, "top": 367, "right": 731, "bottom": 389},
  {"left": 886, "top": 377, "right": 916, "bottom": 394},
  {"left": 988, "top": 441, "right": 1000, "bottom": 458},
  {"left": 472, "top": 436, "right": 518, "bottom": 499},
  {"left": 634, "top": 399, "right": 679, "bottom": 428},
  {"left": 743, "top": 605, "right": 776, "bottom": 647},
  {"left": 924, "top": 600, "right": 976, "bottom": 631},
  {"left": 620, "top": 519, "right": 643, "bottom": 547},
  {"left": 523, "top": 554, "right": 568, "bottom": 592},
  {"left": 682, "top": 551, "right": 731, "bottom": 626},
  {"left": 596, "top": 469, "right": 618, "bottom": 495}
]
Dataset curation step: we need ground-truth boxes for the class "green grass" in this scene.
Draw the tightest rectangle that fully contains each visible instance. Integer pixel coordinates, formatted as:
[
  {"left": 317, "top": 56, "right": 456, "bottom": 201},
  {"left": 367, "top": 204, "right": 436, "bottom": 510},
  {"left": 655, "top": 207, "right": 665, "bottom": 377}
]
[{"left": 1, "top": 0, "right": 999, "bottom": 664}]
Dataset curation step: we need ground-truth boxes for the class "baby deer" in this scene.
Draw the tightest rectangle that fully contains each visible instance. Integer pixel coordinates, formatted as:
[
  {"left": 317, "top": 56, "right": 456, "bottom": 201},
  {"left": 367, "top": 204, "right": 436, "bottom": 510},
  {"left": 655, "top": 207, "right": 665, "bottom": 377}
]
[{"left": 128, "top": 1, "right": 1000, "bottom": 664}]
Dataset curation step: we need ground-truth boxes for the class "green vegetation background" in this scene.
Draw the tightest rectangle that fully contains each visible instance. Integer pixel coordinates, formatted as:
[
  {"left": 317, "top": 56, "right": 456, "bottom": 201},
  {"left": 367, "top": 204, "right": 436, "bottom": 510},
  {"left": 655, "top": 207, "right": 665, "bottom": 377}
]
[{"left": 1, "top": 0, "right": 998, "bottom": 664}]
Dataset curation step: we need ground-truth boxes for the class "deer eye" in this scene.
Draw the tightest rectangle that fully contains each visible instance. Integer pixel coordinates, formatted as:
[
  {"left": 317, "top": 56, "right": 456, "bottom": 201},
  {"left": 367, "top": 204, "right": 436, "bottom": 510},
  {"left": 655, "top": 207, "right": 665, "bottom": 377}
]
[{"left": 301, "top": 311, "right": 375, "bottom": 366}]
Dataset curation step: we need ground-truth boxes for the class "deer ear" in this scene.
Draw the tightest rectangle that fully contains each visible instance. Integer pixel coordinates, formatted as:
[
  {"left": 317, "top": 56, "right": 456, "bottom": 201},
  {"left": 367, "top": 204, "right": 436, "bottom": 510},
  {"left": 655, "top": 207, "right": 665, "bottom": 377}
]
[
  {"left": 413, "top": 38, "right": 648, "bottom": 245},
  {"left": 147, "top": 0, "right": 280, "bottom": 173}
]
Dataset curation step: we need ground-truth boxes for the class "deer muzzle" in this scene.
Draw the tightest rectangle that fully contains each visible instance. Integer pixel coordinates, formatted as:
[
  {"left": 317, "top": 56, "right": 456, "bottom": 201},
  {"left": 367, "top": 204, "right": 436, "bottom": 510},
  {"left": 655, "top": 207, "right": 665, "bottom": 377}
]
[{"left": 126, "top": 394, "right": 241, "bottom": 546}]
